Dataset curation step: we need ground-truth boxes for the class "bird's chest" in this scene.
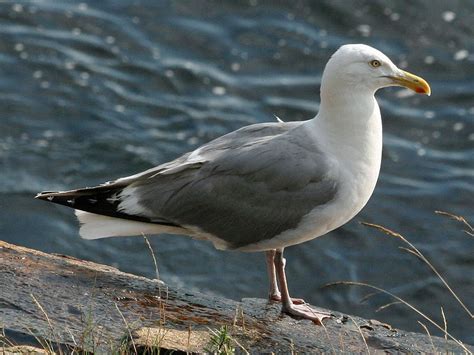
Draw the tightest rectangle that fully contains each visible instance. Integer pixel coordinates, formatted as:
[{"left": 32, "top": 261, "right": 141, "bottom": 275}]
[
  {"left": 339, "top": 158, "right": 381, "bottom": 216},
  {"left": 332, "top": 127, "right": 383, "bottom": 222}
]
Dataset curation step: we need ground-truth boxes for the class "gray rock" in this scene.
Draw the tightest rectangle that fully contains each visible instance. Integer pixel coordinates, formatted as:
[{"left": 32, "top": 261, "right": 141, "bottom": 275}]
[{"left": 0, "top": 240, "right": 471, "bottom": 353}]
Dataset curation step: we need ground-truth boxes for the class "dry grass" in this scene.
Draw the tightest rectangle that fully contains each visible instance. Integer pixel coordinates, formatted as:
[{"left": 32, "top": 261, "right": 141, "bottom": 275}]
[
  {"left": 347, "top": 315, "right": 370, "bottom": 354},
  {"left": 0, "top": 328, "right": 15, "bottom": 349},
  {"left": 142, "top": 233, "right": 160, "bottom": 281},
  {"left": 417, "top": 321, "right": 437, "bottom": 353},
  {"left": 115, "top": 302, "right": 137, "bottom": 354},
  {"left": 2, "top": 211, "right": 471, "bottom": 354},
  {"left": 435, "top": 210, "right": 474, "bottom": 237},
  {"left": 327, "top": 210, "right": 473, "bottom": 354},
  {"left": 361, "top": 218, "right": 472, "bottom": 319}
]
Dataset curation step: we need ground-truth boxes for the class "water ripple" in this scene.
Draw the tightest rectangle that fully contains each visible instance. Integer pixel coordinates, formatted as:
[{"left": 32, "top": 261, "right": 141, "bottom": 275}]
[{"left": 0, "top": 0, "right": 472, "bottom": 344}]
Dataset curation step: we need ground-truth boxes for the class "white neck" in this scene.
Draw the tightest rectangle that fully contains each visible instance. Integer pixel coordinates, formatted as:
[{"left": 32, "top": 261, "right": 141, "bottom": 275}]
[
  {"left": 312, "top": 86, "right": 382, "bottom": 162},
  {"left": 306, "top": 86, "right": 383, "bottom": 211}
]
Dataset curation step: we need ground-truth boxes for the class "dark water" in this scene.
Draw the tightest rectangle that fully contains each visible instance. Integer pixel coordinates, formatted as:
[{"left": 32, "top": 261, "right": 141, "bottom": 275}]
[{"left": 0, "top": 0, "right": 473, "bottom": 344}]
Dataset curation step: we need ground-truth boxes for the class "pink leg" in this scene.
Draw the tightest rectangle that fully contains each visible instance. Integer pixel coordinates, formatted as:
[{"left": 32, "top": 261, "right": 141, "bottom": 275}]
[
  {"left": 266, "top": 250, "right": 305, "bottom": 304},
  {"left": 274, "top": 249, "right": 331, "bottom": 325},
  {"left": 266, "top": 250, "right": 281, "bottom": 301}
]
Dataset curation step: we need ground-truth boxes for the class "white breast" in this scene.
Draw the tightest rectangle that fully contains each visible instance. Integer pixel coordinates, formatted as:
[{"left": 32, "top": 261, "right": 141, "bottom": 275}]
[{"left": 239, "top": 97, "right": 383, "bottom": 252}]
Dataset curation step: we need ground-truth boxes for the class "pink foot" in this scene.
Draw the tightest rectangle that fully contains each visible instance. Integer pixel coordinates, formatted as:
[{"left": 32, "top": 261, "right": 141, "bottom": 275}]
[
  {"left": 270, "top": 293, "right": 305, "bottom": 305},
  {"left": 282, "top": 303, "right": 332, "bottom": 325}
]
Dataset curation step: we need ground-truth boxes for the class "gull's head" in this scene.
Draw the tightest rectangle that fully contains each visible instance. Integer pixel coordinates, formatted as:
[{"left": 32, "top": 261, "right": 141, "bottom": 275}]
[{"left": 322, "top": 44, "right": 431, "bottom": 96}]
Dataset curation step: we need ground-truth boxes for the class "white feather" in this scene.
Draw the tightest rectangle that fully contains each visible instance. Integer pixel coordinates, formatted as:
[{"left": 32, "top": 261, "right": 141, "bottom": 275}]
[
  {"left": 117, "top": 186, "right": 152, "bottom": 216},
  {"left": 274, "top": 114, "right": 284, "bottom": 123},
  {"left": 75, "top": 210, "right": 185, "bottom": 240}
]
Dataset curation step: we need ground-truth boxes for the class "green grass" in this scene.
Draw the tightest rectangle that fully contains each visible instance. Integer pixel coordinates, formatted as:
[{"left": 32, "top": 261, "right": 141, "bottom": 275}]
[{"left": 204, "top": 325, "right": 235, "bottom": 355}]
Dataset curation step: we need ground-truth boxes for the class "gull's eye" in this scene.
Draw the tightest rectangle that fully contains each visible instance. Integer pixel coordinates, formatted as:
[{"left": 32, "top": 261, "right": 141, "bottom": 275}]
[{"left": 369, "top": 59, "right": 381, "bottom": 68}]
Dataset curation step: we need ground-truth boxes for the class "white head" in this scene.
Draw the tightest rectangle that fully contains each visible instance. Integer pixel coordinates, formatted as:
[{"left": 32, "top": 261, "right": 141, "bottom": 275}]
[{"left": 321, "top": 44, "right": 430, "bottom": 98}]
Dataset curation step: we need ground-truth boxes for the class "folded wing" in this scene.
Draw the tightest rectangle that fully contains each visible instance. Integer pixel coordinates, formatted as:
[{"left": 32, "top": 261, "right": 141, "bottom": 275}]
[{"left": 37, "top": 121, "right": 339, "bottom": 248}]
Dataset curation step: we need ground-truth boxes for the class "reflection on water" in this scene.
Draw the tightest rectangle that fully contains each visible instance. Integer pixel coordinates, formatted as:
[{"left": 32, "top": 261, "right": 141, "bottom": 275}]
[{"left": 0, "top": 0, "right": 472, "bottom": 344}]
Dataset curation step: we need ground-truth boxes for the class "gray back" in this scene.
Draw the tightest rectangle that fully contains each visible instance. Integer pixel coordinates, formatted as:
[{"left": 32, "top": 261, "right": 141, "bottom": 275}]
[{"left": 126, "top": 122, "right": 338, "bottom": 249}]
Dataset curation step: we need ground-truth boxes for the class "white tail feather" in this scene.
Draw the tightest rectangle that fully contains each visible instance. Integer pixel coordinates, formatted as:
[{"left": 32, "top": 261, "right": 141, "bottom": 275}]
[{"left": 74, "top": 210, "right": 185, "bottom": 240}]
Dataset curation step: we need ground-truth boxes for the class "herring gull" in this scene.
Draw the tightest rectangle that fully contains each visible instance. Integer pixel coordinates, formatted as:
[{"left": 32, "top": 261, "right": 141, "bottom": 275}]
[{"left": 36, "top": 44, "right": 430, "bottom": 324}]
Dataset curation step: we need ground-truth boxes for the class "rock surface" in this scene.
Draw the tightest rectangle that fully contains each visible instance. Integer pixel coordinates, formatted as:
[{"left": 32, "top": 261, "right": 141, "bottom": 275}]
[{"left": 0, "top": 240, "right": 471, "bottom": 353}]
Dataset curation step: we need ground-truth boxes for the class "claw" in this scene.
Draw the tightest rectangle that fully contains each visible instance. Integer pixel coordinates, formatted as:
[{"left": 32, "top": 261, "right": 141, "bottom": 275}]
[{"left": 282, "top": 302, "right": 332, "bottom": 325}]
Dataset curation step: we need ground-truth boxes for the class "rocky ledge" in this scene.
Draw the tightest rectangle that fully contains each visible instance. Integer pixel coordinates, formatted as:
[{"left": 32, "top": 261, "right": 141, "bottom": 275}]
[{"left": 0, "top": 240, "right": 471, "bottom": 353}]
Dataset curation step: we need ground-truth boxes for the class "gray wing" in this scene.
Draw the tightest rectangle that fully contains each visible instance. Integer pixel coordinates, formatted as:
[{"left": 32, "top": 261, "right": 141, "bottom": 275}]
[{"left": 122, "top": 121, "right": 339, "bottom": 249}]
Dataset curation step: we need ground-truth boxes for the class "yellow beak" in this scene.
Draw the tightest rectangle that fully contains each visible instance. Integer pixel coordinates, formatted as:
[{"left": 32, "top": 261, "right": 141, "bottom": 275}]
[{"left": 389, "top": 70, "right": 431, "bottom": 96}]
